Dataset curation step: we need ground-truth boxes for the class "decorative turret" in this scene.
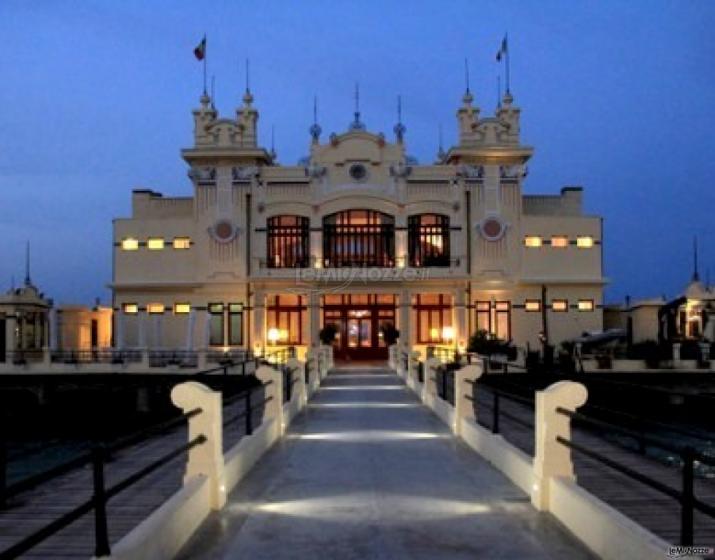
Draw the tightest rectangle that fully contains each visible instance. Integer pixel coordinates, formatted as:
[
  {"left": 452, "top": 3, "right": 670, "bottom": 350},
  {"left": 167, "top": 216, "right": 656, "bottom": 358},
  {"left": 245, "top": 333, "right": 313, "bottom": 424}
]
[
  {"left": 191, "top": 92, "right": 218, "bottom": 146},
  {"left": 236, "top": 88, "right": 259, "bottom": 148},
  {"left": 348, "top": 83, "right": 366, "bottom": 131},
  {"left": 456, "top": 88, "right": 479, "bottom": 144},
  {"left": 309, "top": 96, "right": 322, "bottom": 144},
  {"left": 393, "top": 95, "right": 406, "bottom": 143}
]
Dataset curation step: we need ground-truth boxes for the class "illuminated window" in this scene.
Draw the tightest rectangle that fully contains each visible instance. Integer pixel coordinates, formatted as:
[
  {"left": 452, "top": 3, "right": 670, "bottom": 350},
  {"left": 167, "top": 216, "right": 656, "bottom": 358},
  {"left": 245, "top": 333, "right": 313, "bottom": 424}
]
[
  {"left": 147, "top": 303, "right": 165, "bottom": 314},
  {"left": 551, "top": 300, "right": 568, "bottom": 312},
  {"left": 174, "top": 303, "right": 191, "bottom": 314},
  {"left": 578, "top": 300, "right": 595, "bottom": 311},
  {"left": 576, "top": 236, "right": 594, "bottom": 248},
  {"left": 228, "top": 303, "right": 243, "bottom": 345},
  {"left": 408, "top": 214, "right": 450, "bottom": 267},
  {"left": 266, "top": 294, "right": 306, "bottom": 345},
  {"left": 267, "top": 216, "right": 310, "bottom": 268},
  {"left": 524, "top": 236, "right": 542, "bottom": 248},
  {"left": 524, "top": 300, "right": 541, "bottom": 312},
  {"left": 173, "top": 237, "right": 191, "bottom": 249},
  {"left": 474, "top": 301, "right": 511, "bottom": 340},
  {"left": 551, "top": 236, "right": 569, "bottom": 248},
  {"left": 209, "top": 303, "right": 224, "bottom": 346},
  {"left": 122, "top": 303, "right": 138, "bottom": 314},
  {"left": 147, "top": 238, "right": 165, "bottom": 250},
  {"left": 415, "top": 294, "right": 453, "bottom": 344},
  {"left": 121, "top": 238, "right": 139, "bottom": 251}
]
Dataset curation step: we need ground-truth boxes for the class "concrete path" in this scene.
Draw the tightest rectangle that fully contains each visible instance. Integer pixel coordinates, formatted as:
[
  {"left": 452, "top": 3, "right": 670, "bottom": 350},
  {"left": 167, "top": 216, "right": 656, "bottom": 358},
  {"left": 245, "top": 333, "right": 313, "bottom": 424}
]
[{"left": 178, "top": 367, "right": 594, "bottom": 560}]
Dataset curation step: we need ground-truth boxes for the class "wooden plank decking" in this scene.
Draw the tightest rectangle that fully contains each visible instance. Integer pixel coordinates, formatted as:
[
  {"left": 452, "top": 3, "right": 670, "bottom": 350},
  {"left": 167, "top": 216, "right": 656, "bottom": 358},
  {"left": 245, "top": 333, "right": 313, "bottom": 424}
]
[
  {"left": 0, "top": 398, "right": 260, "bottom": 559},
  {"left": 475, "top": 392, "right": 715, "bottom": 547}
]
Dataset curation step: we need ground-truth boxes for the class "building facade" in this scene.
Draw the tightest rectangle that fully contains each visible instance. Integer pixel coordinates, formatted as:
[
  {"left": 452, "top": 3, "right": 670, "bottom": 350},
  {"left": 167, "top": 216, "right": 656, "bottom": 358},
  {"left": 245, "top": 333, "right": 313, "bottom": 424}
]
[{"left": 112, "top": 86, "right": 605, "bottom": 361}]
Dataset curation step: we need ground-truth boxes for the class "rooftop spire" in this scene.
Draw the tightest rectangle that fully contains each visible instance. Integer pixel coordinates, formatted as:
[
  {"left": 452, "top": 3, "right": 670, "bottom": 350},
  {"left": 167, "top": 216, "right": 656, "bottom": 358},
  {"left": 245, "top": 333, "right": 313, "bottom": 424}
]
[
  {"left": 393, "top": 95, "right": 406, "bottom": 142},
  {"left": 210, "top": 75, "right": 216, "bottom": 110},
  {"left": 437, "top": 123, "right": 445, "bottom": 161},
  {"left": 349, "top": 82, "right": 365, "bottom": 131},
  {"left": 309, "top": 95, "right": 322, "bottom": 142},
  {"left": 24, "top": 241, "right": 31, "bottom": 287},
  {"left": 270, "top": 125, "right": 277, "bottom": 160},
  {"left": 242, "top": 58, "right": 253, "bottom": 105},
  {"left": 693, "top": 235, "right": 700, "bottom": 282},
  {"left": 462, "top": 59, "right": 473, "bottom": 106}
]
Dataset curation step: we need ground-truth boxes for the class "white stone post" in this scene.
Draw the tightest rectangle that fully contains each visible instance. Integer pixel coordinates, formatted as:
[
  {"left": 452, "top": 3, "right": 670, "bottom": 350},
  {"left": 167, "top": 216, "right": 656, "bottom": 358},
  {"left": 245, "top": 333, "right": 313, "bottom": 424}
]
[
  {"left": 255, "top": 364, "right": 284, "bottom": 435},
  {"left": 388, "top": 344, "right": 397, "bottom": 370},
  {"left": 532, "top": 381, "right": 588, "bottom": 512},
  {"left": 423, "top": 357, "right": 441, "bottom": 404},
  {"left": 453, "top": 362, "right": 484, "bottom": 435},
  {"left": 286, "top": 357, "right": 306, "bottom": 406},
  {"left": 672, "top": 342, "right": 681, "bottom": 364},
  {"left": 305, "top": 348, "right": 317, "bottom": 393},
  {"left": 171, "top": 382, "right": 226, "bottom": 510}
]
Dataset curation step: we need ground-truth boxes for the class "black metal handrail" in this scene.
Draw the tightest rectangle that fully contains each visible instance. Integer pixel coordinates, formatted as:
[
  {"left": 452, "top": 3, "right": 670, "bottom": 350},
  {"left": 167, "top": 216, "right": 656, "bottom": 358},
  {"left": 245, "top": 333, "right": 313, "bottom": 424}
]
[
  {"left": 0, "top": 407, "right": 206, "bottom": 559},
  {"left": 555, "top": 406, "right": 715, "bottom": 546},
  {"left": 223, "top": 381, "right": 274, "bottom": 436}
]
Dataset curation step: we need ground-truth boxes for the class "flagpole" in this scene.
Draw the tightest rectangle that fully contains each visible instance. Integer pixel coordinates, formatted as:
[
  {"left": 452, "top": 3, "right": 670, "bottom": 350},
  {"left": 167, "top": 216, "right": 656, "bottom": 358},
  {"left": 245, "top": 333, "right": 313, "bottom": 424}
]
[
  {"left": 203, "top": 34, "right": 207, "bottom": 95},
  {"left": 505, "top": 32, "right": 510, "bottom": 94}
]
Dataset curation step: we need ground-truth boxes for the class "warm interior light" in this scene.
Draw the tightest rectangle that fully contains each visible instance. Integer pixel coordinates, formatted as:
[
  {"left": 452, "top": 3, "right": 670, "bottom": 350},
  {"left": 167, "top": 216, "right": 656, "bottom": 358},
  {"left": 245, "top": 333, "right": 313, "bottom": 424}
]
[
  {"left": 267, "top": 328, "right": 280, "bottom": 344},
  {"left": 147, "top": 303, "right": 165, "bottom": 314},
  {"left": 551, "top": 300, "right": 568, "bottom": 312},
  {"left": 147, "top": 238, "right": 165, "bottom": 250},
  {"left": 121, "top": 238, "right": 139, "bottom": 251},
  {"left": 524, "top": 236, "right": 542, "bottom": 248},
  {"left": 442, "top": 326, "right": 454, "bottom": 341},
  {"left": 173, "top": 237, "right": 191, "bottom": 249},
  {"left": 123, "top": 303, "right": 138, "bottom": 314},
  {"left": 578, "top": 300, "right": 595, "bottom": 311},
  {"left": 525, "top": 300, "right": 541, "bottom": 312},
  {"left": 174, "top": 303, "right": 191, "bottom": 314},
  {"left": 551, "top": 236, "right": 569, "bottom": 248},
  {"left": 430, "top": 328, "right": 440, "bottom": 340},
  {"left": 576, "top": 236, "right": 594, "bottom": 248}
]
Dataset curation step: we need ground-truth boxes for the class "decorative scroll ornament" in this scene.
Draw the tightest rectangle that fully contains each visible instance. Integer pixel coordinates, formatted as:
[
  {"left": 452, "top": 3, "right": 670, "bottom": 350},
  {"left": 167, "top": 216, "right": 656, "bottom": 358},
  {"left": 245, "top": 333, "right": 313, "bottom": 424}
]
[
  {"left": 188, "top": 167, "right": 216, "bottom": 182},
  {"left": 208, "top": 220, "right": 239, "bottom": 243},
  {"left": 389, "top": 160, "right": 412, "bottom": 179},
  {"left": 305, "top": 163, "right": 327, "bottom": 179},
  {"left": 232, "top": 166, "right": 259, "bottom": 181},
  {"left": 500, "top": 165, "right": 528, "bottom": 179},
  {"left": 458, "top": 164, "right": 484, "bottom": 179},
  {"left": 478, "top": 216, "right": 508, "bottom": 241}
]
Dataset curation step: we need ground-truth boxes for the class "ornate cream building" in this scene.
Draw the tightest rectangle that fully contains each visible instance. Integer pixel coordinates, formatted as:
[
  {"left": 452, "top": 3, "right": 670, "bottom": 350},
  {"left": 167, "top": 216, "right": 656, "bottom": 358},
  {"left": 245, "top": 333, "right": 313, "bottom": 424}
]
[{"left": 112, "top": 85, "right": 604, "bottom": 361}]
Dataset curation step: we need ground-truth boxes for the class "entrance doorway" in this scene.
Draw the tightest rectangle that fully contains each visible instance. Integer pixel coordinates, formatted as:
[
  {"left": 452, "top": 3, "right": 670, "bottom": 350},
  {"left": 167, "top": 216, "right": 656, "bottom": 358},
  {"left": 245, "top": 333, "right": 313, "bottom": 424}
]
[{"left": 323, "top": 294, "right": 396, "bottom": 361}]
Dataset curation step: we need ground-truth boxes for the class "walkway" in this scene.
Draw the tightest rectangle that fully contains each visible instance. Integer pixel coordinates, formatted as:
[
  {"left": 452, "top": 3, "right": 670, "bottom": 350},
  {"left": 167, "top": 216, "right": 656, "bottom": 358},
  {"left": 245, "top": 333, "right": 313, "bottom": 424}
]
[{"left": 178, "top": 367, "right": 593, "bottom": 560}]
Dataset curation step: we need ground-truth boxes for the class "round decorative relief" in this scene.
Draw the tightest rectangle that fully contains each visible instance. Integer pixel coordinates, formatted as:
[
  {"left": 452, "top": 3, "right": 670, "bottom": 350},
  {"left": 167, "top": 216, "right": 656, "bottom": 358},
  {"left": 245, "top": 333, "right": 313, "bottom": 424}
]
[
  {"left": 349, "top": 163, "right": 368, "bottom": 182},
  {"left": 479, "top": 216, "right": 507, "bottom": 241},
  {"left": 209, "top": 220, "right": 238, "bottom": 243}
]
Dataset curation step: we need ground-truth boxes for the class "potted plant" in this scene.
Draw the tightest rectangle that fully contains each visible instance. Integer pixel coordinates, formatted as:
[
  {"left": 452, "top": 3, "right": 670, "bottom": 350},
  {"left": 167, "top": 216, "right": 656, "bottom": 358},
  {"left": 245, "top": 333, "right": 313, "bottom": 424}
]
[
  {"left": 380, "top": 323, "right": 400, "bottom": 346},
  {"left": 319, "top": 324, "right": 339, "bottom": 345}
]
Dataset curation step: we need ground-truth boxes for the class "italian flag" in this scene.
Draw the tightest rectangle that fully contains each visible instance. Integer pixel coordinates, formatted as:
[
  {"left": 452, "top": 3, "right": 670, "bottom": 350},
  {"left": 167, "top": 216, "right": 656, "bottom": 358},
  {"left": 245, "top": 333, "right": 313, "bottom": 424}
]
[{"left": 194, "top": 36, "right": 206, "bottom": 61}]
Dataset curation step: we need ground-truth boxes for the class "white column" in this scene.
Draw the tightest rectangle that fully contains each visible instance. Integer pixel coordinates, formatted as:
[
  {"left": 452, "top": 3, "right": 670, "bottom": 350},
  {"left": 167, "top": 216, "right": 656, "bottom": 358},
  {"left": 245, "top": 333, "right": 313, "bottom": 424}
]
[
  {"left": 115, "top": 313, "right": 125, "bottom": 350},
  {"left": 137, "top": 311, "right": 147, "bottom": 348},
  {"left": 253, "top": 290, "right": 266, "bottom": 355},
  {"left": 203, "top": 310, "right": 212, "bottom": 348},
  {"left": 171, "top": 382, "right": 226, "bottom": 510},
  {"left": 453, "top": 362, "right": 483, "bottom": 435},
  {"left": 309, "top": 292, "right": 320, "bottom": 348},
  {"left": 454, "top": 287, "right": 468, "bottom": 351},
  {"left": 399, "top": 288, "right": 410, "bottom": 350},
  {"left": 255, "top": 364, "right": 284, "bottom": 435},
  {"left": 532, "top": 381, "right": 588, "bottom": 511},
  {"left": 49, "top": 308, "right": 59, "bottom": 351},
  {"left": 186, "top": 309, "right": 196, "bottom": 351}
]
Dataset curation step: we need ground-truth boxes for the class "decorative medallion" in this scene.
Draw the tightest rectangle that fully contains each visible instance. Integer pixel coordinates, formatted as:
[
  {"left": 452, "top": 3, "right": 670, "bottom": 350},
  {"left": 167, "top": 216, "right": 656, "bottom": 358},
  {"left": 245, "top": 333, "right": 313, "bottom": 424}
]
[
  {"left": 209, "top": 220, "right": 238, "bottom": 243},
  {"left": 479, "top": 216, "right": 507, "bottom": 241},
  {"left": 349, "top": 163, "right": 368, "bottom": 182}
]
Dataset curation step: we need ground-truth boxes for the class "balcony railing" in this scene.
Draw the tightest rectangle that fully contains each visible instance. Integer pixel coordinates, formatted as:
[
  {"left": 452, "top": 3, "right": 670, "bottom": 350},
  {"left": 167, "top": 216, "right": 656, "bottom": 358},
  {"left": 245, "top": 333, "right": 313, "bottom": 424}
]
[{"left": 322, "top": 224, "right": 395, "bottom": 268}]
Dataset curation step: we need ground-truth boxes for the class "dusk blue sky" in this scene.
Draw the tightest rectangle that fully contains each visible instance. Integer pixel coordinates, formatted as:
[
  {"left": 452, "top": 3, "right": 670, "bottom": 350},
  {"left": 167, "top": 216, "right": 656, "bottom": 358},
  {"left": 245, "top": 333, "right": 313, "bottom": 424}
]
[{"left": 1, "top": 1, "right": 713, "bottom": 306}]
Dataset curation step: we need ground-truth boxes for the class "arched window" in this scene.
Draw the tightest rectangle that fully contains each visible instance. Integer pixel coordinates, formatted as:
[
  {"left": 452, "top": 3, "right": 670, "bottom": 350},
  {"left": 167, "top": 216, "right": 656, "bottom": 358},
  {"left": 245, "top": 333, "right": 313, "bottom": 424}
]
[
  {"left": 323, "top": 210, "right": 395, "bottom": 267},
  {"left": 267, "top": 215, "right": 310, "bottom": 268},
  {"left": 408, "top": 214, "right": 450, "bottom": 267}
]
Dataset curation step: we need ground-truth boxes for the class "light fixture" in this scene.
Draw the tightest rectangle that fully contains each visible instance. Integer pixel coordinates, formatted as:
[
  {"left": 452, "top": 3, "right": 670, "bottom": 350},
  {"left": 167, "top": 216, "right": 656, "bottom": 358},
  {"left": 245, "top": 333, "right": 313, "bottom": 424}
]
[
  {"left": 267, "top": 328, "right": 280, "bottom": 345},
  {"left": 442, "top": 326, "right": 454, "bottom": 342}
]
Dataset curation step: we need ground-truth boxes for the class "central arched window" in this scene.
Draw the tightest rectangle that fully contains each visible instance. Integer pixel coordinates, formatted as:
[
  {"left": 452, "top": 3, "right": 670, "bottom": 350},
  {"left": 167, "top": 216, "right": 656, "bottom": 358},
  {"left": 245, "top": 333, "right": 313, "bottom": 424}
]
[
  {"left": 408, "top": 214, "right": 450, "bottom": 267},
  {"left": 323, "top": 210, "right": 395, "bottom": 267},
  {"left": 267, "top": 215, "right": 310, "bottom": 268}
]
